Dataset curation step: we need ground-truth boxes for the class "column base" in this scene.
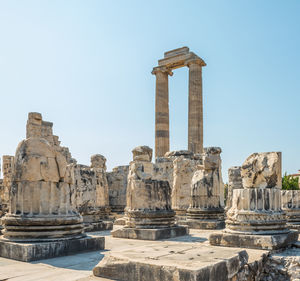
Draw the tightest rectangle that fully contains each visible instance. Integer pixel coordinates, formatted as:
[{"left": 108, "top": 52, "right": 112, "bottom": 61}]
[
  {"left": 111, "top": 225, "right": 188, "bottom": 240},
  {"left": 209, "top": 230, "right": 298, "bottom": 250},
  {"left": 287, "top": 222, "right": 300, "bottom": 233},
  {"left": 114, "top": 217, "right": 127, "bottom": 226},
  {"left": 84, "top": 220, "right": 113, "bottom": 232},
  {"left": 0, "top": 234, "right": 105, "bottom": 261},
  {"left": 186, "top": 219, "right": 225, "bottom": 230}
]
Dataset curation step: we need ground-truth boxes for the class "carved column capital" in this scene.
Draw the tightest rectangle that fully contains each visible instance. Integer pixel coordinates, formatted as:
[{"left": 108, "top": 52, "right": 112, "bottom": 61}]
[
  {"left": 185, "top": 58, "right": 206, "bottom": 68},
  {"left": 151, "top": 66, "right": 173, "bottom": 76}
]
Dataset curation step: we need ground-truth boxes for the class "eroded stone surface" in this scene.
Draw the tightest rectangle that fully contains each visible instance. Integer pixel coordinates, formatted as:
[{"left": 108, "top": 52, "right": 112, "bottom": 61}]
[
  {"left": 226, "top": 166, "right": 242, "bottom": 211},
  {"left": 107, "top": 165, "right": 129, "bottom": 214},
  {"left": 241, "top": 152, "right": 282, "bottom": 189},
  {"left": 281, "top": 190, "right": 300, "bottom": 232},
  {"left": 210, "top": 151, "right": 297, "bottom": 250},
  {"left": 186, "top": 147, "right": 225, "bottom": 229}
]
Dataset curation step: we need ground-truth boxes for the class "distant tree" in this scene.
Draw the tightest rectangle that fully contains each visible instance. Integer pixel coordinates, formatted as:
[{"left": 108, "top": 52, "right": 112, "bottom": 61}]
[{"left": 282, "top": 173, "right": 299, "bottom": 190}]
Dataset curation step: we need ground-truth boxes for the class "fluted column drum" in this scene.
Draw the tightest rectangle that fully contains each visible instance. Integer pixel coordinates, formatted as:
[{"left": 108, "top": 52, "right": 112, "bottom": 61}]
[
  {"left": 226, "top": 188, "right": 287, "bottom": 234},
  {"left": 1, "top": 138, "right": 84, "bottom": 241},
  {"left": 281, "top": 190, "right": 300, "bottom": 231}
]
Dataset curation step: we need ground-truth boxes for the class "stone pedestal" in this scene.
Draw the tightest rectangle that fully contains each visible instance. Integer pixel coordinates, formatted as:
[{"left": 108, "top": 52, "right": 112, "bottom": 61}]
[
  {"left": 209, "top": 152, "right": 298, "bottom": 250},
  {"left": 282, "top": 190, "right": 300, "bottom": 232},
  {"left": 112, "top": 146, "right": 188, "bottom": 240},
  {"left": 186, "top": 147, "right": 225, "bottom": 229}
]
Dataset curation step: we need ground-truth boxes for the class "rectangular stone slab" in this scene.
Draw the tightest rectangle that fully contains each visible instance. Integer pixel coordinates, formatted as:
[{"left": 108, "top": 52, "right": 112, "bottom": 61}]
[
  {"left": 93, "top": 242, "right": 252, "bottom": 281},
  {"left": 209, "top": 231, "right": 299, "bottom": 250},
  {"left": 0, "top": 235, "right": 105, "bottom": 262},
  {"left": 111, "top": 226, "right": 188, "bottom": 240}
]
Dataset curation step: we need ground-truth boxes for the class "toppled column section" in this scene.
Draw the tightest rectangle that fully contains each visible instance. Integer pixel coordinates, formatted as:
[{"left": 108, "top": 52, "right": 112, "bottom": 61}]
[
  {"left": 225, "top": 166, "right": 242, "bottom": 211},
  {"left": 186, "top": 147, "right": 225, "bottom": 229},
  {"left": 111, "top": 146, "right": 188, "bottom": 240},
  {"left": 210, "top": 152, "right": 298, "bottom": 250},
  {"left": 281, "top": 190, "right": 300, "bottom": 233}
]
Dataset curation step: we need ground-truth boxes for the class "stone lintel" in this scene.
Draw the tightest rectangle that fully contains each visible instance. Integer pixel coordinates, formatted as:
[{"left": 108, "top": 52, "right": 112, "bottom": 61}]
[
  {"left": 209, "top": 231, "right": 298, "bottom": 250},
  {"left": 111, "top": 226, "right": 188, "bottom": 240},
  {"left": 157, "top": 52, "right": 206, "bottom": 70},
  {"left": 0, "top": 235, "right": 105, "bottom": 262},
  {"left": 164, "top": 46, "right": 189, "bottom": 58}
]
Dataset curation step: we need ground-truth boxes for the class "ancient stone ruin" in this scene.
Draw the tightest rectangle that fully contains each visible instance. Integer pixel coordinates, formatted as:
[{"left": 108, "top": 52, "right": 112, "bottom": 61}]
[
  {"left": 0, "top": 48, "right": 299, "bottom": 281},
  {"left": 0, "top": 113, "right": 105, "bottom": 261},
  {"left": 152, "top": 47, "right": 205, "bottom": 158},
  {"left": 111, "top": 146, "right": 188, "bottom": 240},
  {"left": 225, "top": 166, "right": 242, "bottom": 211},
  {"left": 210, "top": 152, "right": 298, "bottom": 250},
  {"left": 282, "top": 189, "right": 300, "bottom": 232},
  {"left": 186, "top": 147, "right": 225, "bottom": 229},
  {"left": 71, "top": 154, "right": 112, "bottom": 232}
]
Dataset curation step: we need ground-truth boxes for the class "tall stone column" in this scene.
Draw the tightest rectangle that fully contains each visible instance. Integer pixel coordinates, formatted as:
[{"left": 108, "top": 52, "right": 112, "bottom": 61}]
[
  {"left": 187, "top": 59, "right": 205, "bottom": 154},
  {"left": 152, "top": 67, "right": 172, "bottom": 158}
]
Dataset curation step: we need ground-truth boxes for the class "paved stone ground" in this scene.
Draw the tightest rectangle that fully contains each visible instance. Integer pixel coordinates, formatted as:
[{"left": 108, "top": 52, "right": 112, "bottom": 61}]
[{"left": 0, "top": 228, "right": 297, "bottom": 281}]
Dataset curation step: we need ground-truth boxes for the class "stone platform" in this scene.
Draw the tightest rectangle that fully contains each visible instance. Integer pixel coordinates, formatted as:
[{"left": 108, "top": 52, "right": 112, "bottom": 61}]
[
  {"left": 0, "top": 234, "right": 105, "bottom": 262},
  {"left": 186, "top": 220, "right": 225, "bottom": 229},
  {"left": 111, "top": 225, "right": 188, "bottom": 240},
  {"left": 1, "top": 229, "right": 299, "bottom": 281},
  {"left": 209, "top": 230, "right": 299, "bottom": 250}
]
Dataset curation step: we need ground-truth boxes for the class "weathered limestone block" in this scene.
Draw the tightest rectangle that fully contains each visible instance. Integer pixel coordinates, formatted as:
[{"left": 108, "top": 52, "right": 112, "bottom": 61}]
[
  {"left": 281, "top": 190, "right": 300, "bottom": 232},
  {"left": 0, "top": 155, "right": 14, "bottom": 213},
  {"left": 210, "top": 152, "right": 298, "bottom": 250},
  {"left": 186, "top": 147, "right": 225, "bottom": 229},
  {"left": 171, "top": 153, "right": 199, "bottom": 218},
  {"left": 225, "top": 166, "right": 242, "bottom": 211},
  {"left": 111, "top": 146, "right": 188, "bottom": 240},
  {"left": 91, "top": 154, "right": 110, "bottom": 210},
  {"left": 241, "top": 152, "right": 282, "bottom": 189},
  {"left": 2, "top": 137, "right": 84, "bottom": 241},
  {"left": 71, "top": 155, "right": 112, "bottom": 232},
  {"left": 132, "top": 145, "right": 152, "bottom": 162},
  {"left": 153, "top": 157, "right": 173, "bottom": 188},
  {"left": 107, "top": 165, "right": 129, "bottom": 214}
]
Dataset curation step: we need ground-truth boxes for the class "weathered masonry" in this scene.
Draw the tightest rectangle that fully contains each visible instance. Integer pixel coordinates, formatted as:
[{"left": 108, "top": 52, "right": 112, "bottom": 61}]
[{"left": 152, "top": 47, "right": 206, "bottom": 158}]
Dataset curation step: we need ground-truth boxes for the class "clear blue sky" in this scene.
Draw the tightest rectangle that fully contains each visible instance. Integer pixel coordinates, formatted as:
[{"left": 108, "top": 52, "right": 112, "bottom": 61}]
[{"left": 0, "top": 1, "right": 299, "bottom": 181}]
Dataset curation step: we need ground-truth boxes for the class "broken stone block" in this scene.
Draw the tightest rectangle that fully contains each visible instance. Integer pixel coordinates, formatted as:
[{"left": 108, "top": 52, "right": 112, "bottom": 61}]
[
  {"left": 132, "top": 145, "right": 152, "bottom": 162},
  {"left": 281, "top": 190, "right": 300, "bottom": 233},
  {"left": 209, "top": 151, "right": 298, "bottom": 250},
  {"left": 241, "top": 152, "right": 282, "bottom": 189},
  {"left": 186, "top": 147, "right": 225, "bottom": 229},
  {"left": 111, "top": 146, "right": 188, "bottom": 240}
]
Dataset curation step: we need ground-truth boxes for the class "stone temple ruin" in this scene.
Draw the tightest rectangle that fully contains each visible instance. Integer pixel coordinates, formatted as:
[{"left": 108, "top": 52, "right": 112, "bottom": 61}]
[{"left": 0, "top": 47, "right": 300, "bottom": 280}]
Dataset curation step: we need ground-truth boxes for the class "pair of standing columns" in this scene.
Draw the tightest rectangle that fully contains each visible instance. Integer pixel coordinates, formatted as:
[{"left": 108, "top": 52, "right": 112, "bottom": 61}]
[{"left": 152, "top": 60, "right": 204, "bottom": 158}]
